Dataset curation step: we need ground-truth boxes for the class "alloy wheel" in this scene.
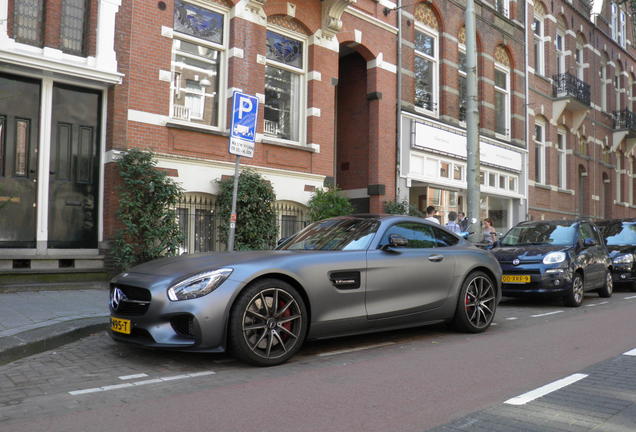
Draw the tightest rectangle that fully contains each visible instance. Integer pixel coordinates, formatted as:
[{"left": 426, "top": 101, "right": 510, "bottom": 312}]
[
  {"left": 464, "top": 275, "right": 496, "bottom": 329},
  {"left": 572, "top": 276, "right": 584, "bottom": 304},
  {"left": 241, "top": 288, "right": 303, "bottom": 361}
]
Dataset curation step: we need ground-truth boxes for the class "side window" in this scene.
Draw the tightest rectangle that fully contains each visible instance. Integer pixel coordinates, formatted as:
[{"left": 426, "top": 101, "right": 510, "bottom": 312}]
[
  {"left": 432, "top": 227, "right": 459, "bottom": 247},
  {"left": 579, "top": 223, "right": 595, "bottom": 243},
  {"left": 381, "top": 222, "right": 436, "bottom": 248}
]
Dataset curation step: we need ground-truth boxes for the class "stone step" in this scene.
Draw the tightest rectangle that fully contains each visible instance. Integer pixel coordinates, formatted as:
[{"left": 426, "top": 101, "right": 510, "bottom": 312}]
[{"left": 0, "top": 270, "right": 110, "bottom": 292}]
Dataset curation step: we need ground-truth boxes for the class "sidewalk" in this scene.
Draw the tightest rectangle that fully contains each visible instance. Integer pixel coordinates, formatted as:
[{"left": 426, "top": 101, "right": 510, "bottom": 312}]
[{"left": 0, "top": 289, "right": 109, "bottom": 365}]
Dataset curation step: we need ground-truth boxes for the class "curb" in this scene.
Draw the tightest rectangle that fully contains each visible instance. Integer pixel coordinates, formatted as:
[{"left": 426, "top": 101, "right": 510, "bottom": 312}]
[{"left": 0, "top": 316, "right": 109, "bottom": 366}]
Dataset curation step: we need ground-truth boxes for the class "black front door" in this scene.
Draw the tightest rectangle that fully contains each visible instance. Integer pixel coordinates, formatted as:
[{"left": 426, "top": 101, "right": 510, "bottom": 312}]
[
  {"left": 48, "top": 84, "right": 101, "bottom": 248},
  {"left": 0, "top": 74, "right": 40, "bottom": 248}
]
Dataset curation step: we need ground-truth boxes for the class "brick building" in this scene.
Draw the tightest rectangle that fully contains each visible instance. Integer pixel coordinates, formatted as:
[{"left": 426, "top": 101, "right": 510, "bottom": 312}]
[
  {"left": 396, "top": 1, "right": 528, "bottom": 234},
  {"left": 526, "top": 0, "right": 636, "bottom": 221}
]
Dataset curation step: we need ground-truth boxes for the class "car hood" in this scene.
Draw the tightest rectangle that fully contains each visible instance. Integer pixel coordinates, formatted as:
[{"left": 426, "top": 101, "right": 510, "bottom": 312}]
[
  {"left": 491, "top": 245, "right": 570, "bottom": 262},
  {"left": 606, "top": 245, "right": 636, "bottom": 258}
]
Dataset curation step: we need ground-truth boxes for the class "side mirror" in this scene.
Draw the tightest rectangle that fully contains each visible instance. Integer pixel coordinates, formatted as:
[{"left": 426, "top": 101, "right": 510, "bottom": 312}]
[
  {"left": 583, "top": 238, "right": 597, "bottom": 248},
  {"left": 381, "top": 234, "right": 408, "bottom": 251}
]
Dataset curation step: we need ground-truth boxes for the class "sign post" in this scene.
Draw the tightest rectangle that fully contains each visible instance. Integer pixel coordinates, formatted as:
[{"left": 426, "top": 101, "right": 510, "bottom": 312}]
[{"left": 227, "top": 92, "right": 259, "bottom": 251}]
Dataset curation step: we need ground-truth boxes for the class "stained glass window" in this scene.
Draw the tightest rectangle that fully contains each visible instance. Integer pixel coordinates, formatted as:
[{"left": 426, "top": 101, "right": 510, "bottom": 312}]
[
  {"left": 15, "top": 119, "right": 29, "bottom": 177},
  {"left": 266, "top": 31, "right": 303, "bottom": 69},
  {"left": 14, "top": 0, "right": 44, "bottom": 46},
  {"left": 174, "top": 0, "right": 224, "bottom": 44},
  {"left": 61, "top": 0, "right": 87, "bottom": 55}
]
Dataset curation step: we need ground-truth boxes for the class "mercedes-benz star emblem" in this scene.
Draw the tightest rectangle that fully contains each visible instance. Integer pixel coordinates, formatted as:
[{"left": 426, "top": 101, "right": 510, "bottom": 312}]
[
  {"left": 110, "top": 287, "right": 127, "bottom": 311},
  {"left": 513, "top": 259, "right": 520, "bottom": 266}
]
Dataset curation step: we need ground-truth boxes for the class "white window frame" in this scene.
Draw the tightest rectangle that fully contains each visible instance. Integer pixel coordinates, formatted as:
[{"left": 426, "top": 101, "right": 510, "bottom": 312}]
[
  {"left": 263, "top": 25, "right": 308, "bottom": 145},
  {"left": 616, "top": 69, "right": 622, "bottom": 111},
  {"left": 533, "top": 15, "right": 545, "bottom": 76},
  {"left": 575, "top": 43, "right": 584, "bottom": 81},
  {"left": 414, "top": 23, "right": 439, "bottom": 117},
  {"left": 620, "top": 9, "right": 627, "bottom": 48},
  {"left": 557, "top": 130, "right": 567, "bottom": 189},
  {"left": 494, "top": 63, "right": 511, "bottom": 140},
  {"left": 555, "top": 30, "right": 565, "bottom": 75},
  {"left": 612, "top": 3, "right": 618, "bottom": 41},
  {"left": 617, "top": 154, "right": 622, "bottom": 203},
  {"left": 169, "top": 3, "right": 228, "bottom": 130},
  {"left": 601, "top": 61, "right": 608, "bottom": 112},
  {"left": 534, "top": 122, "right": 546, "bottom": 184}
]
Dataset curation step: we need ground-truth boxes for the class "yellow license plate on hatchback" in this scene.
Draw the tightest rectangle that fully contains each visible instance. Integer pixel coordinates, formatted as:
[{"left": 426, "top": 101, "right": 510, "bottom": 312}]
[
  {"left": 502, "top": 275, "right": 531, "bottom": 284},
  {"left": 110, "top": 317, "right": 131, "bottom": 334}
]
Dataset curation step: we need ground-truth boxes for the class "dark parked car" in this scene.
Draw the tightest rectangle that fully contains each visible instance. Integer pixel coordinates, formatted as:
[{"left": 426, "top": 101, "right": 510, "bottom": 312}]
[
  {"left": 109, "top": 215, "right": 502, "bottom": 366},
  {"left": 490, "top": 220, "right": 612, "bottom": 307},
  {"left": 596, "top": 218, "right": 636, "bottom": 290}
]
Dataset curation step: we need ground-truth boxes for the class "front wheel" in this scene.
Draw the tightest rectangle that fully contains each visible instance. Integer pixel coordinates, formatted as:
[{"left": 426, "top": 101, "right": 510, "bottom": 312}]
[
  {"left": 229, "top": 279, "right": 307, "bottom": 366},
  {"left": 452, "top": 271, "right": 497, "bottom": 333},
  {"left": 564, "top": 273, "right": 584, "bottom": 307},
  {"left": 597, "top": 269, "right": 613, "bottom": 298}
]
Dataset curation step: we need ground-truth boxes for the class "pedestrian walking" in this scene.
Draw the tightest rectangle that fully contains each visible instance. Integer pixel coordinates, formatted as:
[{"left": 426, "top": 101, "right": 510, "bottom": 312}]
[
  {"left": 445, "top": 211, "right": 461, "bottom": 233},
  {"left": 425, "top": 205, "right": 440, "bottom": 224},
  {"left": 482, "top": 217, "right": 497, "bottom": 244}
]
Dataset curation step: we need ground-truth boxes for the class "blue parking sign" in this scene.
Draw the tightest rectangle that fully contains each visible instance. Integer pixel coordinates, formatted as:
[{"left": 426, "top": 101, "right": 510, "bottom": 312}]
[{"left": 229, "top": 92, "right": 259, "bottom": 158}]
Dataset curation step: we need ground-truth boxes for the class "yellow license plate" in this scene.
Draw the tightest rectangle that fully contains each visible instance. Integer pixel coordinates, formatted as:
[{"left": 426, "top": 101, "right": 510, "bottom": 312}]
[
  {"left": 502, "top": 275, "right": 531, "bottom": 284},
  {"left": 111, "top": 317, "right": 131, "bottom": 334}
]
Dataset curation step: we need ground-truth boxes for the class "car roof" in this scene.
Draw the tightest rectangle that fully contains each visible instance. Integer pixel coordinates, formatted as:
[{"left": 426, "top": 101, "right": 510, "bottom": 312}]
[
  {"left": 516, "top": 219, "right": 579, "bottom": 227},
  {"left": 595, "top": 218, "right": 636, "bottom": 225}
]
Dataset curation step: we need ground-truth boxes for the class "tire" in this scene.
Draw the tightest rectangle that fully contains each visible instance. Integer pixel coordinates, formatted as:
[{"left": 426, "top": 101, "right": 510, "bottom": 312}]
[
  {"left": 564, "top": 273, "right": 584, "bottom": 307},
  {"left": 452, "top": 271, "right": 497, "bottom": 333},
  {"left": 598, "top": 269, "right": 613, "bottom": 298},
  {"left": 229, "top": 279, "right": 307, "bottom": 366}
]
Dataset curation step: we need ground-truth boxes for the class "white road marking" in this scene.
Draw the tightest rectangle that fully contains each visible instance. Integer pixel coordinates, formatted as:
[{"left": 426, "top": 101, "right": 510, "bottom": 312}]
[
  {"left": 505, "top": 317, "right": 518, "bottom": 320},
  {"left": 624, "top": 295, "right": 636, "bottom": 300},
  {"left": 585, "top": 303, "right": 599, "bottom": 307},
  {"left": 623, "top": 348, "right": 636, "bottom": 356},
  {"left": 118, "top": 373, "right": 148, "bottom": 380},
  {"left": 504, "top": 373, "right": 588, "bottom": 406},
  {"left": 69, "top": 371, "right": 216, "bottom": 396},
  {"left": 530, "top": 311, "right": 563, "bottom": 318},
  {"left": 317, "top": 342, "right": 396, "bottom": 357}
]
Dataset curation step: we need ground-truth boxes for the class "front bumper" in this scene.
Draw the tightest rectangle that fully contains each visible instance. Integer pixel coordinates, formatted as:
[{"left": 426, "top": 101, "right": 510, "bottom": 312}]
[
  {"left": 109, "top": 277, "right": 245, "bottom": 353},
  {"left": 500, "top": 265, "right": 573, "bottom": 297}
]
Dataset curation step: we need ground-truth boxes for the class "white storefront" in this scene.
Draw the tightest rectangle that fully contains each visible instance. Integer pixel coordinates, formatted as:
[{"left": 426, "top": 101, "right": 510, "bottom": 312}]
[{"left": 399, "top": 115, "right": 527, "bottom": 233}]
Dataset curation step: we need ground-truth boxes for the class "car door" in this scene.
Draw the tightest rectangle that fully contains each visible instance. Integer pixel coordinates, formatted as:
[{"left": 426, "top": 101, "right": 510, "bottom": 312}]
[
  {"left": 365, "top": 222, "right": 455, "bottom": 319},
  {"left": 579, "top": 223, "right": 603, "bottom": 288}
]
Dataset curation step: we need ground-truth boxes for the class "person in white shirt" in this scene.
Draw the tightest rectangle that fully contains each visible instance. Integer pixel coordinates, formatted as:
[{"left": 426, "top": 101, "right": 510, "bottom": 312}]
[{"left": 425, "top": 205, "right": 440, "bottom": 224}]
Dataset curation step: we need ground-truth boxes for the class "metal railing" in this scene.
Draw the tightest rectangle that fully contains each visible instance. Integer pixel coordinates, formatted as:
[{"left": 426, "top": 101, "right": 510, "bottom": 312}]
[
  {"left": 172, "top": 104, "right": 191, "bottom": 121},
  {"left": 552, "top": 73, "right": 591, "bottom": 106},
  {"left": 174, "top": 196, "right": 311, "bottom": 253},
  {"left": 613, "top": 109, "right": 636, "bottom": 130}
]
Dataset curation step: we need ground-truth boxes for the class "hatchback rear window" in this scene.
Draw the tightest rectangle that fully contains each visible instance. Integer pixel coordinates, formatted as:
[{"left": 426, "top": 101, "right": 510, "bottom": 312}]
[{"left": 600, "top": 222, "right": 636, "bottom": 246}]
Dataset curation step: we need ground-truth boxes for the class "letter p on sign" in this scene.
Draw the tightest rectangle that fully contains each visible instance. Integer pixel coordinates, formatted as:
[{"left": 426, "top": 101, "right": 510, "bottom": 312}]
[{"left": 238, "top": 97, "right": 253, "bottom": 120}]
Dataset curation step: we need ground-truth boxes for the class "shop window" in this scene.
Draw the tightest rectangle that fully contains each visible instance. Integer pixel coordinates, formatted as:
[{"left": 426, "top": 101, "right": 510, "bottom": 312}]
[
  {"left": 61, "top": 0, "right": 88, "bottom": 55},
  {"left": 264, "top": 29, "right": 305, "bottom": 143},
  {"left": 414, "top": 27, "right": 438, "bottom": 114},
  {"left": 14, "top": 0, "right": 44, "bottom": 46},
  {"left": 508, "top": 177, "right": 516, "bottom": 192},
  {"left": 171, "top": 1, "right": 224, "bottom": 127}
]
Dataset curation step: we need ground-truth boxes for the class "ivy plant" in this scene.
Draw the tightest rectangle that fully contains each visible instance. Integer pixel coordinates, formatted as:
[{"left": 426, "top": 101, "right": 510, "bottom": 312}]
[
  {"left": 217, "top": 169, "right": 277, "bottom": 250},
  {"left": 112, "top": 149, "right": 183, "bottom": 271}
]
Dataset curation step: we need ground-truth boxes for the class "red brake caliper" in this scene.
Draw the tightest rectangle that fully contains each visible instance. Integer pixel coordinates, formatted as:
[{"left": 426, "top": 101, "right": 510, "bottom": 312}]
[{"left": 279, "top": 300, "right": 292, "bottom": 340}]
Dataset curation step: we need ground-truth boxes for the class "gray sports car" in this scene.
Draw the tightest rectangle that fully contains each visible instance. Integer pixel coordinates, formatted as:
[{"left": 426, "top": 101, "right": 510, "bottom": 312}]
[{"left": 109, "top": 215, "right": 502, "bottom": 366}]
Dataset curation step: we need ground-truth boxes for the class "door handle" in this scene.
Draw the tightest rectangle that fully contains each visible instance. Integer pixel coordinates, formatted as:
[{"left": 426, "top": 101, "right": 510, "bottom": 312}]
[{"left": 428, "top": 254, "right": 444, "bottom": 262}]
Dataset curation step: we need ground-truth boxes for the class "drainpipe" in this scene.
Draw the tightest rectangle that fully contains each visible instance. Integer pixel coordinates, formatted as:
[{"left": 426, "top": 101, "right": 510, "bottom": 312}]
[
  {"left": 524, "top": 0, "right": 530, "bottom": 221},
  {"left": 396, "top": 0, "right": 403, "bottom": 204}
]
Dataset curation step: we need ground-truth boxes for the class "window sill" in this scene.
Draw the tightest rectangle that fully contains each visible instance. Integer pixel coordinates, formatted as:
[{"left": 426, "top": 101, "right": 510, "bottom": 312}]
[
  {"left": 534, "top": 183, "right": 551, "bottom": 191},
  {"left": 262, "top": 137, "right": 316, "bottom": 153},
  {"left": 166, "top": 120, "right": 227, "bottom": 136},
  {"left": 557, "top": 188, "right": 574, "bottom": 195}
]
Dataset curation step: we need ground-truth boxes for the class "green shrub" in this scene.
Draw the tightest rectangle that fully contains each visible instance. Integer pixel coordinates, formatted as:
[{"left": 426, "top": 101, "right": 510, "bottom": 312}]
[
  {"left": 307, "top": 188, "right": 353, "bottom": 222},
  {"left": 383, "top": 200, "right": 424, "bottom": 217},
  {"left": 112, "top": 149, "right": 183, "bottom": 271},
  {"left": 217, "top": 169, "right": 277, "bottom": 250}
]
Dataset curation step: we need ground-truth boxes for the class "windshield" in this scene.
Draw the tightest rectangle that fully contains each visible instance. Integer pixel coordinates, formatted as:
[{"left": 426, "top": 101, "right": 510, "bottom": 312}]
[
  {"left": 599, "top": 222, "right": 636, "bottom": 246},
  {"left": 501, "top": 223, "right": 577, "bottom": 247},
  {"left": 277, "top": 218, "right": 380, "bottom": 251}
]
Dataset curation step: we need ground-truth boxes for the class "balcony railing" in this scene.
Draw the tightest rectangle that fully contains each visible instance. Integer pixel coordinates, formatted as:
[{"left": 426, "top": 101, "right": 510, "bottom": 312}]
[
  {"left": 172, "top": 104, "right": 191, "bottom": 121},
  {"left": 552, "top": 73, "right": 591, "bottom": 106},
  {"left": 613, "top": 109, "right": 636, "bottom": 130}
]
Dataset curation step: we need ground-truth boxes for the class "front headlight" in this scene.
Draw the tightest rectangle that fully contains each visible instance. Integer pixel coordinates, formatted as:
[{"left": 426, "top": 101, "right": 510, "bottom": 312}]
[
  {"left": 167, "top": 268, "right": 233, "bottom": 301},
  {"left": 543, "top": 251, "right": 567, "bottom": 265},
  {"left": 613, "top": 254, "right": 634, "bottom": 265}
]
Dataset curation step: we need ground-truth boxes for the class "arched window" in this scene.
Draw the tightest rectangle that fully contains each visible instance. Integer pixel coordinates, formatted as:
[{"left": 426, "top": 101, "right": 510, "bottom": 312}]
[
  {"left": 414, "top": 4, "right": 439, "bottom": 115},
  {"left": 494, "top": 46, "right": 511, "bottom": 139}
]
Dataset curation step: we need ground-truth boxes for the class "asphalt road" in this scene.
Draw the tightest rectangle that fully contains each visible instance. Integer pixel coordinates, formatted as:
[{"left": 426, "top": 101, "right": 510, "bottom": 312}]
[{"left": 1, "top": 290, "right": 636, "bottom": 432}]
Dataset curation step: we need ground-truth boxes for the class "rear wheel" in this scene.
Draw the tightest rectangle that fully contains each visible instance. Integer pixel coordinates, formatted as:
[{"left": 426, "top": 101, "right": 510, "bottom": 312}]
[
  {"left": 229, "top": 279, "right": 307, "bottom": 366},
  {"left": 597, "top": 269, "right": 613, "bottom": 298},
  {"left": 452, "top": 271, "right": 497, "bottom": 333},
  {"left": 564, "top": 273, "right": 584, "bottom": 307}
]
